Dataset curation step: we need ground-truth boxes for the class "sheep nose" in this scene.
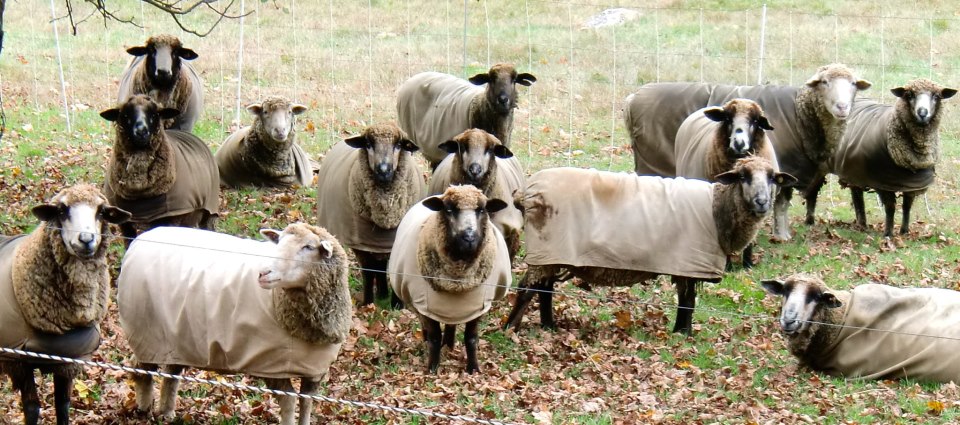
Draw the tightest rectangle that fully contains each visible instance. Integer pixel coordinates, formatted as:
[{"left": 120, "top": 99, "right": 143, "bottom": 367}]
[
  {"left": 497, "top": 93, "right": 510, "bottom": 107},
  {"left": 918, "top": 107, "right": 929, "bottom": 120},
  {"left": 468, "top": 163, "right": 483, "bottom": 179},
  {"left": 78, "top": 232, "right": 95, "bottom": 244},
  {"left": 375, "top": 163, "right": 394, "bottom": 182},
  {"left": 461, "top": 228, "right": 478, "bottom": 242},
  {"left": 754, "top": 197, "right": 769, "bottom": 210},
  {"left": 156, "top": 68, "right": 172, "bottom": 78},
  {"left": 258, "top": 271, "right": 269, "bottom": 279},
  {"left": 272, "top": 129, "right": 288, "bottom": 141},
  {"left": 733, "top": 140, "right": 746, "bottom": 152}
]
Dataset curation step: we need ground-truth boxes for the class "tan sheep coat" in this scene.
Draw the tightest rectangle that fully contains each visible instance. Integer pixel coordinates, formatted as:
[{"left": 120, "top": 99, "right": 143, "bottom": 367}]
[
  {"left": 674, "top": 107, "right": 780, "bottom": 180},
  {"left": 118, "top": 55, "right": 204, "bottom": 132},
  {"left": 518, "top": 168, "right": 725, "bottom": 280},
  {"left": 117, "top": 228, "right": 341, "bottom": 379},
  {"left": 216, "top": 126, "right": 313, "bottom": 188},
  {"left": 428, "top": 156, "right": 525, "bottom": 241},
  {"left": 396, "top": 72, "right": 484, "bottom": 164},
  {"left": 388, "top": 203, "right": 512, "bottom": 325},
  {"left": 814, "top": 283, "right": 960, "bottom": 382}
]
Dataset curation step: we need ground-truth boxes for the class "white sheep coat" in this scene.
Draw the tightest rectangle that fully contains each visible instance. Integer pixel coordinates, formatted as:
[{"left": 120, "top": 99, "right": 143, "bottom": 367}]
[
  {"left": 428, "top": 155, "right": 525, "bottom": 239},
  {"left": 816, "top": 283, "right": 960, "bottom": 383},
  {"left": 118, "top": 56, "right": 204, "bottom": 132},
  {"left": 832, "top": 99, "right": 935, "bottom": 192},
  {"left": 388, "top": 202, "right": 512, "bottom": 325},
  {"left": 215, "top": 126, "right": 313, "bottom": 187},
  {"left": 396, "top": 72, "right": 484, "bottom": 164},
  {"left": 518, "top": 167, "right": 725, "bottom": 280},
  {"left": 117, "top": 227, "right": 341, "bottom": 379},
  {"left": 674, "top": 107, "right": 780, "bottom": 180}
]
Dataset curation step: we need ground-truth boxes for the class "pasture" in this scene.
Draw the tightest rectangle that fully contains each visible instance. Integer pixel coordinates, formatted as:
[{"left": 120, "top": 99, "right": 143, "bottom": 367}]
[{"left": 2, "top": 0, "right": 960, "bottom": 423}]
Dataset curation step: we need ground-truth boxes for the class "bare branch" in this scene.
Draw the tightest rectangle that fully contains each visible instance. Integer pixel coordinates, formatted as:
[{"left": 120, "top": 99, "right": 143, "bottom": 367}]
[{"left": 59, "top": 0, "right": 250, "bottom": 37}]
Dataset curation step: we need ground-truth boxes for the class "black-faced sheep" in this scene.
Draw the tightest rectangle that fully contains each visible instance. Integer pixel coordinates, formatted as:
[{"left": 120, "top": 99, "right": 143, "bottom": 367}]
[
  {"left": 118, "top": 34, "right": 203, "bottom": 132},
  {"left": 216, "top": 96, "right": 313, "bottom": 188},
  {"left": 761, "top": 274, "right": 960, "bottom": 383},
  {"left": 396, "top": 63, "right": 536, "bottom": 168},
  {"left": 118, "top": 224, "right": 352, "bottom": 425},
  {"left": 100, "top": 94, "right": 220, "bottom": 245},
  {"left": 0, "top": 185, "right": 130, "bottom": 425},
  {"left": 389, "top": 185, "right": 512, "bottom": 373},
  {"left": 827, "top": 79, "right": 957, "bottom": 237},
  {"left": 505, "top": 157, "right": 796, "bottom": 335},
  {"left": 625, "top": 63, "right": 871, "bottom": 241},
  {"left": 429, "top": 129, "right": 525, "bottom": 261},
  {"left": 315, "top": 123, "right": 426, "bottom": 306}
]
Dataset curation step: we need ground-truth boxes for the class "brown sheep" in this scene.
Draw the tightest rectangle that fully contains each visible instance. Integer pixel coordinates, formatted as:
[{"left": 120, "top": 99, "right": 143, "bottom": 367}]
[{"left": 118, "top": 34, "right": 203, "bottom": 132}]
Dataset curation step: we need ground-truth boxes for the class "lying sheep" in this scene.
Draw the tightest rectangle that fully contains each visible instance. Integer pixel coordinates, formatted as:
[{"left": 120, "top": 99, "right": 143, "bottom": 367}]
[
  {"left": 505, "top": 157, "right": 796, "bottom": 335},
  {"left": 389, "top": 185, "right": 512, "bottom": 373},
  {"left": 429, "top": 129, "right": 525, "bottom": 260},
  {"left": 216, "top": 96, "right": 313, "bottom": 188},
  {"left": 625, "top": 64, "right": 871, "bottom": 240},
  {"left": 118, "top": 34, "right": 203, "bottom": 132},
  {"left": 761, "top": 274, "right": 960, "bottom": 383},
  {"left": 828, "top": 79, "right": 956, "bottom": 237},
  {"left": 118, "top": 224, "right": 352, "bottom": 425},
  {"left": 315, "top": 123, "right": 426, "bottom": 306},
  {"left": 396, "top": 63, "right": 536, "bottom": 167},
  {"left": 0, "top": 185, "right": 130, "bottom": 425},
  {"left": 100, "top": 94, "right": 220, "bottom": 244}
]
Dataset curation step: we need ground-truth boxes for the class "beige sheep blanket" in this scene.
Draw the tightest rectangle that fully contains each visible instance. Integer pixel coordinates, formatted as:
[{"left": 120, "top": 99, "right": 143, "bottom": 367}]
[
  {"left": 389, "top": 203, "right": 512, "bottom": 325},
  {"left": 817, "top": 283, "right": 960, "bottom": 383},
  {"left": 215, "top": 127, "right": 313, "bottom": 188},
  {"left": 397, "top": 72, "right": 483, "bottom": 163},
  {"left": 428, "top": 156, "right": 525, "bottom": 238},
  {"left": 518, "top": 168, "right": 725, "bottom": 280},
  {"left": 118, "top": 228, "right": 341, "bottom": 379},
  {"left": 832, "top": 100, "right": 935, "bottom": 192},
  {"left": 674, "top": 107, "right": 780, "bottom": 180},
  {"left": 103, "top": 130, "right": 220, "bottom": 223}
]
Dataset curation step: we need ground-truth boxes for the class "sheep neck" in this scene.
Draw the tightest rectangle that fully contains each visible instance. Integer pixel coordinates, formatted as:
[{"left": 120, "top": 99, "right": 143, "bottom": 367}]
[
  {"left": 108, "top": 128, "right": 176, "bottom": 199},
  {"left": 133, "top": 67, "right": 192, "bottom": 129},
  {"left": 241, "top": 125, "right": 298, "bottom": 181},
  {"left": 794, "top": 87, "right": 847, "bottom": 173},
  {"left": 271, "top": 251, "right": 352, "bottom": 345},
  {"left": 712, "top": 183, "right": 765, "bottom": 255},
  {"left": 787, "top": 290, "right": 851, "bottom": 370},
  {"left": 470, "top": 96, "right": 515, "bottom": 147},
  {"left": 416, "top": 214, "right": 496, "bottom": 293},
  {"left": 886, "top": 104, "right": 941, "bottom": 171},
  {"left": 348, "top": 150, "right": 414, "bottom": 230}
]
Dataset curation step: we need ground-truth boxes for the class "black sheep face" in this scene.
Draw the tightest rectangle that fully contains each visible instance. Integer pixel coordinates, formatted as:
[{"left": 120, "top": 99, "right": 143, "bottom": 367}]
[
  {"left": 344, "top": 124, "right": 418, "bottom": 185},
  {"left": 469, "top": 64, "right": 536, "bottom": 115},
  {"left": 100, "top": 95, "right": 180, "bottom": 150},
  {"left": 438, "top": 129, "right": 513, "bottom": 185},
  {"left": 126, "top": 36, "right": 199, "bottom": 90},
  {"left": 423, "top": 187, "right": 508, "bottom": 262},
  {"left": 891, "top": 80, "right": 958, "bottom": 126}
]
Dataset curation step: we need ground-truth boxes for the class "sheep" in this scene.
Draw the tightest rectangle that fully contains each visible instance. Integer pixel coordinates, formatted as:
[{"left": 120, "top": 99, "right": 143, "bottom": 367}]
[
  {"left": 761, "top": 274, "right": 960, "bottom": 383},
  {"left": 389, "top": 185, "right": 512, "bottom": 373},
  {"left": 429, "top": 129, "right": 525, "bottom": 261},
  {"left": 117, "top": 223, "right": 352, "bottom": 425},
  {"left": 504, "top": 157, "right": 796, "bottom": 335},
  {"left": 216, "top": 96, "right": 313, "bottom": 188},
  {"left": 826, "top": 79, "right": 957, "bottom": 237},
  {"left": 625, "top": 63, "right": 871, "bottom": 241},
  {"left": 0, "top": 184, "right": 130, "bottom": 425},
  {"left": 118, "top": 34, "right": 203, "bottom": 132},
  {"left": 100, "top": 94, "right": 220, "bottom": 245},
  {"left": 396, "top": 63, "right": 536, "bottom": 168},
  {"left": 315, "top": 123, "right": 426, "bottom": 306}
]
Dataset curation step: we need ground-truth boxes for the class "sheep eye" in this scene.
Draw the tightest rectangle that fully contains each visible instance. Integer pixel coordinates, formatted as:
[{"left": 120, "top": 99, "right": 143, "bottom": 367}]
[
  {"left": 477, "top": 207, "right": 485, "bottom": 214},
  {"left": 303, "top": 244, "right": 317, "bottom": 251}
]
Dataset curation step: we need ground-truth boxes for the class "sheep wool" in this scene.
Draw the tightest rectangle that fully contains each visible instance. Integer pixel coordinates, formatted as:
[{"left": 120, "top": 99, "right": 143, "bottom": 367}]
[
  {"left": 429, "top": 155, "right": 525, "bottom": 241},
  {"left": 674, "top": 107, "right": 780, "bottom": 180},
  {"left": 396, "top": 72, "right": 484, "bottom": 163},
  {"left": 216, "top": 126, "right": 313, "bottom": 187}
]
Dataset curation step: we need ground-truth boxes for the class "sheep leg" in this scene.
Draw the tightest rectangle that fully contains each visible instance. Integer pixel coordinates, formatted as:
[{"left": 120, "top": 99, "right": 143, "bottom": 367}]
[
  {"left": 741, "top": 243, "right": 755, "bottom": 269},
  {"left": 11, "top": 365, "right": 41, "bottom": 425},
  {"left": 133, "top": 363, "right": 157, "bottom": 413},
  {"left": 900, "top": 192, "right": 916, "bottom": 235},
  {"left": 851, "top": 187, "right": 867, "bottom": 229},
  {"left": 53, "top": 372, "right": 73, "bottom": 425},
  {"left": 671, "top": 276, "right": 697, "bottom": 335},
  {"left": 297, "top": 378, "right": 321, "bottom": 425},
  {"left": 772, "top": 187, "right": 793, "bottom": 241},
  {"left": 504, "top": 271, "right": 537, "bottom": 331},
  {"left": 538, "top": 282, "right": 556, "bottom": 330},
  {"left": 158, "top": 364, "right": 185, "bottom": 420},
  {"left": 420, "top": 315, "right": 443, "bottom": 373},
  {"left": 877, "top": 190, "right": 897, "bottom": 238},
  {"left": 265, "top": 378, "right": 297, "bottom": 425},
  {"left": 803, "top": 174, "right": 826, "bottom": 225},
  {"left": 442, "top": 324, "right": 457, "bottom": 350},
  {"left": 464, "top": 318, "right": 480, "bottom": 374}
]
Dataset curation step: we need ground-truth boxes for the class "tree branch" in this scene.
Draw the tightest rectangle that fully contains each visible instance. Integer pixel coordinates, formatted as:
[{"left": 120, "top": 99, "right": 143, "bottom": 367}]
[{"left": 60, "top": 0, "right": 251, "bottom": 37}]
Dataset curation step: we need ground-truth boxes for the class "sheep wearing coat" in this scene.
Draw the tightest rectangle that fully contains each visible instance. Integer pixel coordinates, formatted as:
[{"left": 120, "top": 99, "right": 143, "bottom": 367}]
[
  {"left": 117, "top": 34, "right": 203, "bottom": 132},
  {"left": 505, "top": 157, "right": 796, "bottom": 335},
  {"left": 828, "top": 79, "right": 957, "bottom": 237},
  {"left": 389, "top": 185, "right": 512, "bottom": 374},
  {"left": 0, "top": 185, "right": 130, "bottom": 425},
  {"left": 315, "top": 123, "right": 426, "bottom": 306},
  {"left": 428, "top": 129, "right": 525, "bottom": 261},
  {"left": 396, "top": 63, "right": 536, "bottom": 167},
  {"left": 762, "top": 274, "right": 960, "bottom": 383},
  {"left": 625, "top": 64, "right": 871, "bottom": 241},
  {"left": 118, "top": 224, "right": 352, "bottom": 425},
  {"left": 216, "top": 96, "right": 313, "bottom": 188},
  {"left": 100, "top": 94, "right": 220, "bottom": 244}
]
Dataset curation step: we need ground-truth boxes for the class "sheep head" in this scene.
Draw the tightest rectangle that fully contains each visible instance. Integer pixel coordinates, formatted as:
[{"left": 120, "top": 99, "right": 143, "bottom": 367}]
[
  {"left": 438, "top": 129, "right": 513, "bottom": 185},
  {"left": 344, "top": 123, "right": 418, "bottom": 184},
  {"left": 422, "top": 185, "right": 507, "bottom": 262},
  {"left": 258, "top": 223, "right": 336, "bottom": 290},
  {"left": 804, "top": 63, "right": 872, "bottom": 120},
  {"left": 126, "top": 34, "right": 198, "bottom": 90},
  {"left": 100, "top": 94, "right": 179, "bottom": 150},
  {"left": 703, "top": 98, "right": 773, "bottom": 157},
  {"left": 32, "top": 184, "right": 131, "bottom": 259},
  {"left": 761, "top": 274, "right": 842, "bottom": 336},
  {"left": 469, "top": 63, "right": 536, "bottom": 115},
  {"left": 247, "top": 96, "right": 308, "bottom": 143},
  {"left": 714, "top": 156, "right": 796, "bottom": 216},
  {"left": 891, "top": 78, "right": 957, "bottom": 126}
]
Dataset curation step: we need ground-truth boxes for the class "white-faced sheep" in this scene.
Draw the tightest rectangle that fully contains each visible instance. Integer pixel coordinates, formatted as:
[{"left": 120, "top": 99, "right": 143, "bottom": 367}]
[
  {"left": 100, "top": 94, "right": 220, "bottom": 245},
  {"left": 625, "top": 63, "right": 871, "bottom": 241},
  {"left": 315, "top": 123, "right": 426, "bottom": 306},
  {"left": 429, "top": 129, "right": 525, "bottom": 261},
  {"left": 388, "top": 185, "right": 512, "bottom": 373},
  {"left": 0, "top": 185, "right": 130, "bottom": 425},
  {"left": 118, "top": 224, "right": 352, "bottom": 425},
  {"left": 396, "top": 63, "right": 536, "bottom": 167},
  {"left": 826, "top": 79, "right": 956, "bottom": 237},
  {"left": 762, "top": 274, "right": 960, "bottom": 383},
  {"left": 216, "top": 96, "right": 313, "bottom": 188},
  {"left": 118, "top": 34, "right": 203, "bottom": 132},
  {"left": 505, "top": 157, "right": 796, "bottom": 335}
]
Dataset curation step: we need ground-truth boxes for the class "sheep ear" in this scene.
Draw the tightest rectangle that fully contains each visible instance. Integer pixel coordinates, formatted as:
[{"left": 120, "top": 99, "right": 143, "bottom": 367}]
[
  {"left": 246, "top": 103, "right": 264, "bottom": 116},
  {"left": 702, "top": 107, "right": 728, "bottom": 122},
  {"left": 126, "top": 46, "right": 149, "bottom": 57},
  {"left": 344, "top": 135, "right": 368, "bottom": 149},
  {"left": 176, "top": 47, "right": 199, "bottom": 61},
  {"left": 422, "top": 196, "right": 445, "bottom": 211},
  {"left": 259, "top": 229, "right": 282, "bottom": 244},
  {"left": 774, "top": 172, "right": 798, "bottom": 187},
  {"left": 468, "top": 73, "right": 491, "bottom": 86},
  {"left": 855, "top": 79, "right": 872, "bottom": 91},
  {"left": 318, "top": 240, "right": 334, "bottom": 259},
  {"left": 159, "top": 108, "right": 181, "bottom": 120},
  {"left": 31, "top": 204, "right": 58, "bottom": 222},
  {"left": 516, "top": 73, "right": 537, "bottom": 86},
  {"left": 438, "top": 140, "right": 460, "bottom": 154},
  {"left": 941, "top": 88, "right": 958, "bottom": 99},
  {"left": 399, "top": 138, "right": 419, "bottom": 152},
  {"left": 485, "top": 199, "right": 508, "bottom": 214},
  {"left": 102, "top": 206, "right": 132, "bottom": 224},
  {"left": 819, "top": 292, "right": 842, "bottom": 309},
  {"left": 713, "top": 170, "right": 741, "bottom": 185},
  {"left": 804, "top": 76, "right": 822, "bottom": 88},
  {"left": 758, "top": 115, "right": 774, "bottom": 131},
  {"left": 291, "top": 104, "right": 308, "bottom": 115},
  {"left": 890, "top": 87, "right": 906, "bottom": 98},
  {"left": 760, "top": 279, "right": 786, "bottom": 296},
  {"left": 493, "top": 144, "right": 514, "bottom": 159},
  {"left": 99, "top": 108, "right": 121, "bottom": 122}
]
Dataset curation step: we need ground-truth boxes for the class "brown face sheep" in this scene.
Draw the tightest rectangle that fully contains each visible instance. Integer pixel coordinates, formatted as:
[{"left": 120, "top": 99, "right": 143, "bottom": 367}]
[
  {"left": 389, "top": 185, "right": 512, "bottom": 373},
  {"left": 118, "top": 34, "right": 203, "bottom": 132},
  {"left": 396, "top": 63, "right": 536, "bottom": 167},
  {"left": 505, "top": 157, "right": 796, "bottom": 335},
  {"left": 0, "top": 185, "right": 130, "bottom": 425}
]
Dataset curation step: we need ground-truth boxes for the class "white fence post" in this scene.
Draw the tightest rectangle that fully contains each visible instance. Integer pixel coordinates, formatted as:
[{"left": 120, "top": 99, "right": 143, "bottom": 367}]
[
  {"left": 235, "top": 0, "right": 246, "bottom": 125},
  {"left": 757, "top": 4, "right": 767, "bottom": 85},
  {"left": 48, "top": 0, "right": 71, "bottom": 132}
]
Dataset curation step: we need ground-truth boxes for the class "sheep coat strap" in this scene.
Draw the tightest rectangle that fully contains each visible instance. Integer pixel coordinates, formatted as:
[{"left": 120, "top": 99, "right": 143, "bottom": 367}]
[
  {"left": 428, "top": 156, "right": 525, "bottom": 236},
  {"left": 397, "top": 72, "right": 484, "bottom": 163},
  {"left": 518, "top": 168, "right": 725, "bottom": 280},
  {"left": 216, "top": 126, "right": 313, "bottom": 187},
  {"left": 103, "top": 130, "right": 220, "bottom": 222},
  {"left": 117, "top": 228, "right": 341, "bottom": 379},
  {"left": 119, "top": 56, "right": 204, "bottom": 132},
  {"left": 674, "top": 107, "right": 780, "bottom": 180},
  {"left": 388, "top": 203, "right": 512, "bottom": 325},
  {"left": 832, "top": 100, "right": 935, "bottom": 192},
  {"left": 816, "top": 283, "right": 960, "bottom": 383}
]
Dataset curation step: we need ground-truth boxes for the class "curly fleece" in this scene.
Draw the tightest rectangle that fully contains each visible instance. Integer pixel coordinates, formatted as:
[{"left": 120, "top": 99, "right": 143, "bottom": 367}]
[
  {"left": 130, "top": 35, "right": 196, "bottom": 128},
  {"left": 348, "top": 124, "right": 420, "bottom": 229},
  {"left": 887, "top": 78, "right": 949, "bottom": 171}
]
